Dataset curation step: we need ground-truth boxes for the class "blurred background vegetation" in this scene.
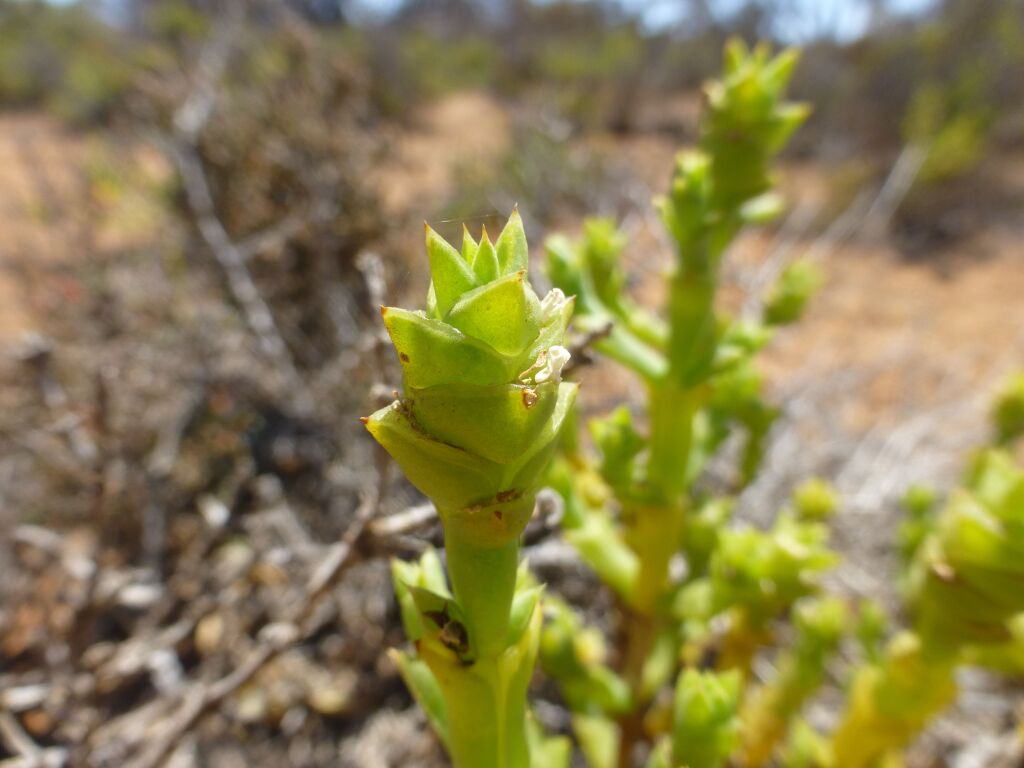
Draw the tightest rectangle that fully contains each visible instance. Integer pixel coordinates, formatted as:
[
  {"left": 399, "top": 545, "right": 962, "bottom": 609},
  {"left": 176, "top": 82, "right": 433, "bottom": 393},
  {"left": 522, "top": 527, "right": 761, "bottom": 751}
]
[{"left": 0, "top": 1, "right": 1022, "bottom": 766}]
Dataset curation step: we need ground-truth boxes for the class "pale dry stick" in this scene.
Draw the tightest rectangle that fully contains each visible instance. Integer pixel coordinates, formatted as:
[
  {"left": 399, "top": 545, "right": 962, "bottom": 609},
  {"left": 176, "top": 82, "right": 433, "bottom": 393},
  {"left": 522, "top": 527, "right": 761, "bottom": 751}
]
[
  {"left": 142, "top": 383, "right": 209, "bottom": 570},
  {"left": 18, "top": 336, "right": 98, "bottom": 466},
  {"left": 800, "top": 144, "right": 927, "bottom": 266},
  {"left": 231, "top": 197, "right": 341, "bottom": 270},
  {"left": 740, "top": 142, "right": 926, "bottom": 322},
  {"left": 161, "top": 5, "right": 313, "bottom": 414},
  {"left": 368, "top": 502, "right": 436, "bottom": 539},
  {"left": 166, "top": 141, "right": 310, "bottom": 405},
  {"left": 0, "top": 710, "right": 67, "bottom": 768},
  {"left": 861, "top": 143, "right": 927, "bottom": 240}
]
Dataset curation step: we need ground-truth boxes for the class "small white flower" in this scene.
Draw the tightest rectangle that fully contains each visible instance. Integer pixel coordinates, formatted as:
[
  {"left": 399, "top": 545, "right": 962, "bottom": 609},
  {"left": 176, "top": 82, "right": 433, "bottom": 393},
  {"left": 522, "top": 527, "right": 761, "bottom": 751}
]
[
  {"left": 540, "top": 288, "right": 568, "bottom": 324},
  {"left": 534, "top": 346, "right": 571, "bottom": 384}
]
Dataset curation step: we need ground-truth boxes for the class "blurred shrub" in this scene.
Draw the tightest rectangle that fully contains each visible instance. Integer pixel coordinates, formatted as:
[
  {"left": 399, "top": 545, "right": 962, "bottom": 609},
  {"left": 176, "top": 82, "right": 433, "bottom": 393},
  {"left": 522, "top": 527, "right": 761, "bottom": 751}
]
[
  {"left": 0, "top": 0, "right": 136, "bottom": 124},
  {"left": 530, "top": 25, "right": 645, "bottom": 131},
  {"left": 357, "top": 28, "right": 502, "bottom": 117},
  {"left": 397, "top": 31, "right": 501, "bottom": 98},
  {"left": 904, "top": 84, "right": 988, "bottom": 184},
  {"left": 129, "top": 4, "right": 385, "bottom": 368},
  {"left": 443, "top": 120, "right": 608, "bottom": 231}
]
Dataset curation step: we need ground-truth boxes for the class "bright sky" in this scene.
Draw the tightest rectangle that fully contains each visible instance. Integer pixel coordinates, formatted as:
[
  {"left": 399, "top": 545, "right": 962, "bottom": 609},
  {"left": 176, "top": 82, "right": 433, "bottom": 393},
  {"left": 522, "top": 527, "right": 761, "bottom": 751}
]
[
  {"left": 348, "top": 0, "right": 938, "bottom": 41},
  {"left": 631, "top": 0, "right": 938, "bottom": 41}
]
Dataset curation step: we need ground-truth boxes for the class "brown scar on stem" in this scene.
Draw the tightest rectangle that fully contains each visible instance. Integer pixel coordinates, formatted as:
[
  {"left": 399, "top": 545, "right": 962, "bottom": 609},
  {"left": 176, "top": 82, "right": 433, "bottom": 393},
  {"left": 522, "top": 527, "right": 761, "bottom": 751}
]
[
  {"left": 493, "top": 510, "right": 503, "bottom": 521},
  {"left": 522, "top": 389, "right": 538, "bottom": 408},
  {"left": 424, "top": 609, "right": 448, "bottom": 627},
  {"left": 439, "top": 621, "right": 470, "bottom": 656},
  {"left": 399, "top": 353, "right": 410, "bottom": 363},
  {"left": 496, "top": 490, "right": 518, "bottom": 502}
]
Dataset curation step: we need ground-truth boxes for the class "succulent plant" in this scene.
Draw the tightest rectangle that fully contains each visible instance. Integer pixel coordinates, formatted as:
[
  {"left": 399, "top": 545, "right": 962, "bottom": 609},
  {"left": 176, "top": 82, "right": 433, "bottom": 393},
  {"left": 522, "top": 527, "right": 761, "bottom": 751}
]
[
  {"left": 366, "top": 41, "right": 1021, "bottom": 768},
  {"left": 670, "top": 668, "right": 744, "bottom": 768},
  {"left": 367, "top": 211, "right": 576, "bottom": 768}
]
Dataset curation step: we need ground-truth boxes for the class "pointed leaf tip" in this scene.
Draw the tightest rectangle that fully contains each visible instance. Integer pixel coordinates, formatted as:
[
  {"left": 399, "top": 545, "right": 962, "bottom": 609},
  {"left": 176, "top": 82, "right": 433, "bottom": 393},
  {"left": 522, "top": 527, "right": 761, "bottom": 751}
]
[
  {"left": 496, "top": 209, "right": 528, "bottom": 274},
  {"left": 426, "top": 226, "right": 477, "bottom": 316},
  {"left": 473, "top": 226, "right": 499, "bottom": 283}
]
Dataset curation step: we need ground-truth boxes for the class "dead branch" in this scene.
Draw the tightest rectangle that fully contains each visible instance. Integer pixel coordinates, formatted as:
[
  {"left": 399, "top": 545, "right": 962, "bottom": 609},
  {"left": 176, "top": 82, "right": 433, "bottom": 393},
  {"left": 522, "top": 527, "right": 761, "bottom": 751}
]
[
  {"left": 159, "top": 7, "right": 313, "bottom": 414},
  {"left": 0, "top": 711, "right": 67, "bottom": 768},
  {"left": 368, "top": 502, "right": 436, "bottom": 539},
  {"left": 125, "top": 483, "right": 382, "bottom": 768}
]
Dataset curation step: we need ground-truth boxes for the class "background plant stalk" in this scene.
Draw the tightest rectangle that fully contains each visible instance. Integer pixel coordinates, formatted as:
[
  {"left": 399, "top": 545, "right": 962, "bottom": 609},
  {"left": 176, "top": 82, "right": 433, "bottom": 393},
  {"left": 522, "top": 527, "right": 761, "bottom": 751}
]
[{"left": 616, "top": 383, "right": 700, "bottom": 764}]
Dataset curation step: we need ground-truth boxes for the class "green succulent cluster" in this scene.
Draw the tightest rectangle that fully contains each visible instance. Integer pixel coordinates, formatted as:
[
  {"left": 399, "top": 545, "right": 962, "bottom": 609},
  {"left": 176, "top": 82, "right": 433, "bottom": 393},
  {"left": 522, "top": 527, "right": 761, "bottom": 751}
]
[
  {"left": 909, "top": 448, "right": 1024, "bottom": 648},
  {"left": 831, "top": 446, "right": 1024, "bottom": 767},
  {"left": 739, "top": 597, "right": 848, "bottom": 767},
  {"left": 538, "top": 597, "right": 632, "bottom": 768},
  {"left": 830, "top": 631, "right": 958, "bottom": 768},
  {"left": 366, "top": 39, "right": 1022, "bottom": 768},
  {"left": 367, "top": 212, "right": 577, "bottom": 768},
  {"left": 649, "top": 668, "right": 743, "bottom": 768},
  {"left": 540, "top": 596, "right": 631, "bottom": 716},
  {"left": 391, "top": 549, "right": 545, "bottom": 768},
  {"left": 763, "top": 260, "right": 823, "bottom": 327},
  {"left": 673, "top": 491, "right": 840, "bottom": 676},
  {"left": 368, "top": 211, "right": 576, "bottom": 549},
  {"left": 538, "top": 41, "right": 845, "bottom": 768}
]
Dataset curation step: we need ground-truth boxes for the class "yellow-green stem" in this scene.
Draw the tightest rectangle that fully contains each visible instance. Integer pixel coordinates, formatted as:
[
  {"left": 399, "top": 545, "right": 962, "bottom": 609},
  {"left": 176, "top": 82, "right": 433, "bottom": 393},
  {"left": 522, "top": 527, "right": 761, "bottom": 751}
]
[
  {"left": 445, "top": 524, "right": 520, "bottom": 658},
  {"left": 436, "top": 523, "right": 534, "bottom": 768}
]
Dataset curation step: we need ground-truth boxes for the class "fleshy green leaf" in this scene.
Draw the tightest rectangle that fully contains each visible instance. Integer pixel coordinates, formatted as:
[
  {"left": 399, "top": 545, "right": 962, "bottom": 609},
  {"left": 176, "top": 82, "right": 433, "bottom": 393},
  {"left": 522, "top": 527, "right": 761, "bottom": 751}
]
[
  {"left": 472, "top": 227, "right": 499, "bottom": 283},
  {"left": 426, "top": 224, "right": 477, "bottom": 316},
  {"left": 409, "top": 381, "right": 559, "bottom": 464},
  {"left": 390, "top": 650, "right": 449, "bottom": 747},
  {"left": 740, "top": 191, "right": 785, "bottom": 223},
  {"left": 382, "top": 307, "right": 512, "bottom": 388},
  {"left": 507, "top": 586, "right": 543, "bottom": 646},
  {"left": 672, "top": 668, "right": 743, "bottom": 768},
  {"left": 573, "top": 713, "right": 620, "bottom": 768},
  {"left": 496, "top": 207, "right": 528, "bottom": 274},
  {"left": 506, "top": 382, "right": 579, "bottom": 491},
  {"left": 444, "top": 271, "right": 540, "bottom": 356},
  {"left": 364, "top": 401, "right": 500, "bottom": 510},
  {"left": 391, "top": 559, "right": 425, "bottom": 640},
  {"left": 527, "top": 715, "right": 572, "bottom": 768},
  {"left": 461, "top": 224, "right": 478, "bottom": 264}
]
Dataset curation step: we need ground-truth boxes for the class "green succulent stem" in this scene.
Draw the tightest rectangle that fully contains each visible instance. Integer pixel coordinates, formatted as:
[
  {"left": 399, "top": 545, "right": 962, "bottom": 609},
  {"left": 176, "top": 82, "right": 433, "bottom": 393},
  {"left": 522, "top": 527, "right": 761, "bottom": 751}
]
[
  {"left": 666, "top": 264, "right": 718, "bottom": 387},
  {"left": 646, "top": 381, "right": 701, "bottom": 502},
  {"left": 371, "top": 211, "right": 577, "bottom": 767},
  {"left": 421, "top": 604, "right": 542, "bottom": 768},
  {"left": 443, "top": 658, "right": 531, "bottom": 768},
  {"left": 444, "top": 522, "right": 521, "bottom": 658}
]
